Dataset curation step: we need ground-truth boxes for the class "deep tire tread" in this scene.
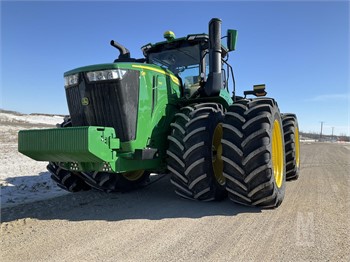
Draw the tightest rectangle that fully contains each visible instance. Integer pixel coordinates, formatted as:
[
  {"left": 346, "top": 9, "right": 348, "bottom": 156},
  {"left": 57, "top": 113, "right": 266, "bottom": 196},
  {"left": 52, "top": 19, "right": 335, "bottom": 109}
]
[
  {"left": 282, "top": 113, "right": 300, "bottom": 180},
  {"left": 47, "top": 162, "right": 91, "bottom": 193},
  {"left": 167, "top": 103, "right": 226, "bottom": 201},
  {"left": 222, "top": 98, "right": 286, "bottom": 208}
]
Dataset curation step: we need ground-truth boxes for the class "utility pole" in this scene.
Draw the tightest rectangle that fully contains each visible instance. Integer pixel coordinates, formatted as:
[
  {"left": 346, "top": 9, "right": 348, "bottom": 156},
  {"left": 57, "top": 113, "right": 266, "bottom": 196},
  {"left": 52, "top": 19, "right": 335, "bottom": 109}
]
[
  {"left": 331, "top": 127, "right": 334, "bottom": 141},
  {"left": 320, "top": 121, "right": 324, "bottom": 140}
]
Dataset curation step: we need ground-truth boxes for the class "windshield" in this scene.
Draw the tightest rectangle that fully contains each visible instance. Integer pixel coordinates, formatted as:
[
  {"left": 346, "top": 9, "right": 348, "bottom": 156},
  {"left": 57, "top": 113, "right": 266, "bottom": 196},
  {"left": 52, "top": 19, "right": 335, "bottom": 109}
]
[{"left": 148, "top": 44, "right": 203, "bottom": 88}]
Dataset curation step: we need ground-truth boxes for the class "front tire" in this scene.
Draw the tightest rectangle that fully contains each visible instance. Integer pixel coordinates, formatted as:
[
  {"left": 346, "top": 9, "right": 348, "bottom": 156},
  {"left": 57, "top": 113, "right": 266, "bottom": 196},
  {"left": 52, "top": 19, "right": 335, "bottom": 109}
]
[
  {"left": 222, "top": 98, "right": 286, "bottom": 208},
  {"left": 167, "top": 103, "right": 227, "bottom": 201},
  {"left": 48, "top": 162, "right": 91, "bottom": 192}
]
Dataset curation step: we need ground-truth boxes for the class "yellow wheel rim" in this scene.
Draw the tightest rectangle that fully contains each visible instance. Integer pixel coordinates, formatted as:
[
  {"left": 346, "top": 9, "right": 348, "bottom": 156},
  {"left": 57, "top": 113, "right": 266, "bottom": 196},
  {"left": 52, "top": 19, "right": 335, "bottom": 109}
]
[
  {"left": 272, "top": 119, "right": 284, "bottom": 188},
  {"left": 212, "top": 123, "right": 225, "bottom": 185},
  {"left": 295, "top": 126, "right": 300, "bottom": 168},
  {"left": 122, "top": 170, "right": 144, "bottom": 181}
]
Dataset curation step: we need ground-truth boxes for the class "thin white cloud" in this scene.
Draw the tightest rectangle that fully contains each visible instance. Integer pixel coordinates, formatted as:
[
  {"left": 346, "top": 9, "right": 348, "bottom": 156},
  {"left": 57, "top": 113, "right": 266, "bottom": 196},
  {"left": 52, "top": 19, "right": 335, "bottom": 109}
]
[{"left": 307, "top": 94, "right": 349, "bottom": 102}]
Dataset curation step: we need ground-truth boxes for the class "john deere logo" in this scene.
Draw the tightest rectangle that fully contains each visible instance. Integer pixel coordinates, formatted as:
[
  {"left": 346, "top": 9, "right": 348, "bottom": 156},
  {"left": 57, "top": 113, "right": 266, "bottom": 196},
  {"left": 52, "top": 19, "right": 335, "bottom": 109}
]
[{"left": 81, "top": 97, "right": 89, "bottom": 106}]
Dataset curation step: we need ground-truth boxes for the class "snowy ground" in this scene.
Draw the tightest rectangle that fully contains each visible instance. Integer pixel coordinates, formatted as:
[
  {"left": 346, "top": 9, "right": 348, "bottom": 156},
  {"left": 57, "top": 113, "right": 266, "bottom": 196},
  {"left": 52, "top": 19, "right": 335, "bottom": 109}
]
[
  {"left": 0, "top": 111, "right": 67, "bottom": 208},
  {"left": 0, "top": 111, "right": 64, "bottom": 126}
]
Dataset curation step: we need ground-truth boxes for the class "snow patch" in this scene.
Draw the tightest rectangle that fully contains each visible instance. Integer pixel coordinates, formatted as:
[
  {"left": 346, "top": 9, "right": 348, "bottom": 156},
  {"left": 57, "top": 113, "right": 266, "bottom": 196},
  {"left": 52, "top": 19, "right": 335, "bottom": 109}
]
[
  {"left": 1, "top": 112, "right": 68, "bottom": 208},
  {"left": 0, "top": 112, "right": 63, "bottom": 126}
]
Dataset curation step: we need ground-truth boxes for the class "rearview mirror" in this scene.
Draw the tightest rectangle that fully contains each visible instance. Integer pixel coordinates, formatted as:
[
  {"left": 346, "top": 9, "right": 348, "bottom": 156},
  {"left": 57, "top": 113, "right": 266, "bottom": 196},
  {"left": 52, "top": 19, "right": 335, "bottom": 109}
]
[{"left": 227, "top": 29, "right": 237, "bottom": 51}]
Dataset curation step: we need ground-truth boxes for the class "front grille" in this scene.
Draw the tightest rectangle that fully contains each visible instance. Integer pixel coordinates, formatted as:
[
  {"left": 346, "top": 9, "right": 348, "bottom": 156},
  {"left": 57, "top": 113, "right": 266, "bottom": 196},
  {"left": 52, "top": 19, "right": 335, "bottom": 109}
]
[{"left": 65, "top": 70, "right": 140, "bottom": 142}]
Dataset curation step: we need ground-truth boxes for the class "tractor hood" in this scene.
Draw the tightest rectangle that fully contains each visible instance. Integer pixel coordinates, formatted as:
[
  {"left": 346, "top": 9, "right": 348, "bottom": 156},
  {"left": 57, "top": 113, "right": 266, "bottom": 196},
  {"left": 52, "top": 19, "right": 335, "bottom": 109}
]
[
  {"left": 64, "top": 63, "right": 131, "bottom": 76},
  {"left": 63, "top": 63, "right": 140, "bottom": 142}
]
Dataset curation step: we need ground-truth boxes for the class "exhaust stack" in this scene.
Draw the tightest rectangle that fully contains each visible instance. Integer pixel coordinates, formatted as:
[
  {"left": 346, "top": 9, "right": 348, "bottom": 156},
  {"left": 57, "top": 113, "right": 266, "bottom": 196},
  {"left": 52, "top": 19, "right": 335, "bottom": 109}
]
[
  {"left": 204, "top": 18, "right": 222, "bottom": 97},
  {"left": 110, "top": 40, "right": 131, "bottom": 60}
]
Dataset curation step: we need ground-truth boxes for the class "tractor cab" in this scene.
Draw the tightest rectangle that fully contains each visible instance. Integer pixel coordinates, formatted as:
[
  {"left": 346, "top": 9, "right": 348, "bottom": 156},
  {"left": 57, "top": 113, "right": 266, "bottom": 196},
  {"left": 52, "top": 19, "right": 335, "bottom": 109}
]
[{"left": 141, "top": 28, "right": 236, "bottom": 98}]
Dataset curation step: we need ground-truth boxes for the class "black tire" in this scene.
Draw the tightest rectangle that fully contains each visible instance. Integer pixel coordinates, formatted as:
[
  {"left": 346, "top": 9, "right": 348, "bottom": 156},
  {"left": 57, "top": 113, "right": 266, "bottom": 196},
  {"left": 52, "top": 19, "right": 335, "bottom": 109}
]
[
  {"left": 84, "top": 171, "right": 150, "bottom": 193},
  {"left": 282, "top": 113, "right": 300, "bottom": 180},
  {"left": 47, "top": 162, "right": 91, "bottom": 192},
  {"left": 48, "top": 117, "right": 91, "bottom": 192},
  {"left": 167, "top": 103, "right": 227, "bottom": 201},
  {"left": 222, "top": 98, "right": 286, "bottom": 208}
]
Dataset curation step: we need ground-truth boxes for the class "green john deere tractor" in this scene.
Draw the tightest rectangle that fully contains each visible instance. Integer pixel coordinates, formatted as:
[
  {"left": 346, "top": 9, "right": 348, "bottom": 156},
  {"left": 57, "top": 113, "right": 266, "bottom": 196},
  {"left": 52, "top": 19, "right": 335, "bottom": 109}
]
[{"left": 18, "top": 18, "right": 300, "bottom": 208}]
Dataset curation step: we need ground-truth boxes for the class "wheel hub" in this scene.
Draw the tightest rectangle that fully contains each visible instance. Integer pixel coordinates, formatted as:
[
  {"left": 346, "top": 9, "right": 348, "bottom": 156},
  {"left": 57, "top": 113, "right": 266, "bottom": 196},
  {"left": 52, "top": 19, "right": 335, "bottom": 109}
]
[
  {"left": 122, "top": 170, "right": 145, "bottom": 181},
  {"left": 212, "top": 123, "right": 225, "bottom": 186},
  {"left": 272, "top": 119, "right": 284, "bottom": 188}
]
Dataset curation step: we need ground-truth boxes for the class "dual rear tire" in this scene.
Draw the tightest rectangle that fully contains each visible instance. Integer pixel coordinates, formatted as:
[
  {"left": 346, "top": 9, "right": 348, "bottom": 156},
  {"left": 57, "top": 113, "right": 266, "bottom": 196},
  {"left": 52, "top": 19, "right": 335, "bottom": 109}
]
[
  {"left": 282, "top": 114, "right": 300, "bottom": 180},
  {"left": 167, "top": 98, "right": 298, "bottom": 208}
]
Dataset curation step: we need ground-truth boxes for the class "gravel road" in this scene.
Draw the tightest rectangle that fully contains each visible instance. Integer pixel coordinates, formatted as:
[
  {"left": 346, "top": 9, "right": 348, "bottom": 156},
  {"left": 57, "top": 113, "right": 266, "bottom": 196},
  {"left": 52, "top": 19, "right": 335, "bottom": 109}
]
[{"left": 1, "top": 143, "right": 350, "bottom": 261}]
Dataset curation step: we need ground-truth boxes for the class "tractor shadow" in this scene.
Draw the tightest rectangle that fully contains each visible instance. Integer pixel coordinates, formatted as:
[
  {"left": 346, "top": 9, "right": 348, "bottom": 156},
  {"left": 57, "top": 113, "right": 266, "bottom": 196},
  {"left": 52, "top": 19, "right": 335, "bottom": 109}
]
[{"left": 1, "top": 174, "right": 262, "bottom": 223}]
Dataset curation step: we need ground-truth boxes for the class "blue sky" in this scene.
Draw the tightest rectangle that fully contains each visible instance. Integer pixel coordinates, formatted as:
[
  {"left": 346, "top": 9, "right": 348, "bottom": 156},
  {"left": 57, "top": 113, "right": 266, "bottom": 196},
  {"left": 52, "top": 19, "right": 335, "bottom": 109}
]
[{"left": 1, "top": 1, "right": 349, "bottom": 136}]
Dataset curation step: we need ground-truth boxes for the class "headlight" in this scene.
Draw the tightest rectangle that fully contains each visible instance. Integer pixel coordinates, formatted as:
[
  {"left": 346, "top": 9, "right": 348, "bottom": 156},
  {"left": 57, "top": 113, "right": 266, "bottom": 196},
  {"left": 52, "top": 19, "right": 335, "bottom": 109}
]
[
  {"left": 64, "top": 74, "right": 79, "bottom": 87},
  {"left": 86, "top": 69, "right": 127, "bottom": 82}
]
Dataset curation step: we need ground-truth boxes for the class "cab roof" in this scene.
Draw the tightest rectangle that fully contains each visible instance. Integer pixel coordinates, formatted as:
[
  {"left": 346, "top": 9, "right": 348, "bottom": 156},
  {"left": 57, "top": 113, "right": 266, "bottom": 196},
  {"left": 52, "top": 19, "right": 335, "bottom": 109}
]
[{"left": 141, "top": 33, "right": 229, "bottom": 58}]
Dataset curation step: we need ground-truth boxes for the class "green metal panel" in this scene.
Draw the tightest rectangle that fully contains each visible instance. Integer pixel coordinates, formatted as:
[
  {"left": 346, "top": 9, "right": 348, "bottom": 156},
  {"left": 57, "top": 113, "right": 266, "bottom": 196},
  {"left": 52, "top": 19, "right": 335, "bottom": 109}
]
[
  {"left": 227, "top": 29, "right": 238, "bottom": 51},
  {"left": 113, "top": 158, "right": 163, "bottom": 173},
  {"left": 219, "top": 89, "right": 233, "bottom": 106},
  {"left": 180, "top": 88, "right": 233, "bottom": 109},
  {"left": 18, "top": 126, "right": 119, "bottom": 162},
  {"left": 134, "top": 63, "right": 181, "bottom": 160}
]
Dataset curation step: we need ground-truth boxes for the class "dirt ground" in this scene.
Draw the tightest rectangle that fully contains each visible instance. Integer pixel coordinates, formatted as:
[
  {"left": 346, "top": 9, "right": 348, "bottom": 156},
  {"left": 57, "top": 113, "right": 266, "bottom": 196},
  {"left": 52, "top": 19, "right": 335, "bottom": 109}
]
[{"left": 1, "top": 142, "right": 350, "bottom": 262}]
